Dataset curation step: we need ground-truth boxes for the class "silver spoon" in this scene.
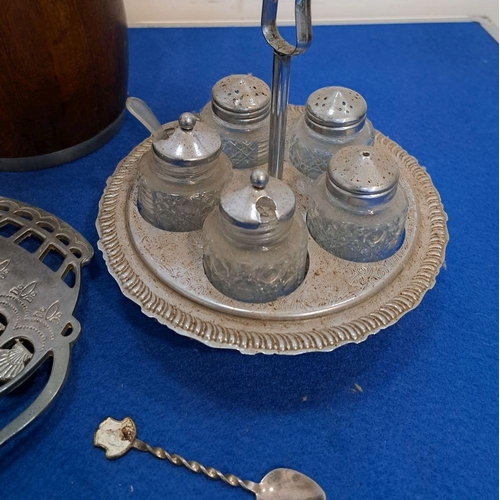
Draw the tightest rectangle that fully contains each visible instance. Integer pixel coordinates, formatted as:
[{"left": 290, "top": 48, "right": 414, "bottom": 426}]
[
  {"left": 94, "top": 417, "right": 326, "bottom": 500},
  {"left": 126, "top": 96, "right": 170, "bottom": 141}
]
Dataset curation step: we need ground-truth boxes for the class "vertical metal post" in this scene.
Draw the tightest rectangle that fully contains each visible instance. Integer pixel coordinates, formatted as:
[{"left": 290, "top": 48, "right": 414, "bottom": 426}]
[
  {"left": 268, "top": 53, "right": 291, "bottom": 179},
  {"left": 261, "top": 0, "right": 312, "bottom": 179}
]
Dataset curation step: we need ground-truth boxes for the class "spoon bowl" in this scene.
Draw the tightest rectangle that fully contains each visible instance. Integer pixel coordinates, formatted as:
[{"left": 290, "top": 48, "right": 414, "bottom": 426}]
[{"left": 255, "top": 468, "right": 326, "bottom": 500}]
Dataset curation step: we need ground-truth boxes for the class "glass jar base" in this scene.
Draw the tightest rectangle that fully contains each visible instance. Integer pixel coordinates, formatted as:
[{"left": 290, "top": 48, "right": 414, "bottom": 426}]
[
  {"left": 203, "top": 254, "right": 308, "bottom": 303},
  {"left": 308, "top": 216, "right": 407, "bottom": 263}
]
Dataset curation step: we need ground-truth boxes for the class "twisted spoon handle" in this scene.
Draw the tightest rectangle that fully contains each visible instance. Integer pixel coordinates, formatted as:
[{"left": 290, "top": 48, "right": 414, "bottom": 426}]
[
  {"left": 93, "top": 417, "right": 258, "bottom": 494},
  {"left": 132, "top": 439, "right": 257, "bottom": 493}
]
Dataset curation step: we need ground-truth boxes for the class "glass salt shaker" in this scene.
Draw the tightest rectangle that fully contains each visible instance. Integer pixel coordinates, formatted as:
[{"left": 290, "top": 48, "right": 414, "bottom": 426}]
[
  {"left": 307, "top": 145, "right": 408, "bottom": 262},
  {"left": 200, "top": 74, "right": 271, "bottom": 169},
  {"left": 289, "top": 86, "right": 376, "bottom": 179},
  {"left": 137, "top": 112, "right": 232, "bottom": 232},
  {"left": 203, "top": 169, "right": 308, "bottom": 303}
]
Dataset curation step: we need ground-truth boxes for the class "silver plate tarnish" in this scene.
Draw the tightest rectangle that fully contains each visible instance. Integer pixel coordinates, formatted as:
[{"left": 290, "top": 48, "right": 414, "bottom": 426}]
[
  {"left": 96, "top": 105, "right": 448, "bottom": 355},
  {"left": 0, "top": 198, "right": 93, "bottom": 445}
]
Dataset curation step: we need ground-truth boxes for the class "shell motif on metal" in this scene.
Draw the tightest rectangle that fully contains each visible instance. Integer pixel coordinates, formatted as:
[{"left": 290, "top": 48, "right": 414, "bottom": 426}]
[{"left": 0, "top": 197, "right": 93, "bottom": 446}]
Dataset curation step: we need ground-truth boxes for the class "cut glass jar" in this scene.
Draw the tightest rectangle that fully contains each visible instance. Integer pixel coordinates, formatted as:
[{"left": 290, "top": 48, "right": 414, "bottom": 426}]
[
  {"left": 200, "top": 74, "right": 271, "bottom": 170},
  {"left": 203, "top": 169, "right": 308, "bottom": 303},
  {"left": 289, "top": 86, "right": 375, "bottom": 179},
  {"left": 307, "top": 145, "right": 408, "bottom": 262},
  {"left": 137, "top": 113, "right": 232, "bottom": 232}
]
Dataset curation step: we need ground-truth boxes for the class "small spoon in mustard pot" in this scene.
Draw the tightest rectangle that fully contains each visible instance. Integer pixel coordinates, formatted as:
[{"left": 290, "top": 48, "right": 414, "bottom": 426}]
[{"left": 126, "top": 96, "right": 169, "bottom": 141}]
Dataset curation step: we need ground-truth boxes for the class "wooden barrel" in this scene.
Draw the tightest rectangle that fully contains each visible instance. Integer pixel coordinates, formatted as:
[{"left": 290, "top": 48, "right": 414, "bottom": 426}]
[{"left": 0, "top": 0, "right": 128, "bottom": 170}]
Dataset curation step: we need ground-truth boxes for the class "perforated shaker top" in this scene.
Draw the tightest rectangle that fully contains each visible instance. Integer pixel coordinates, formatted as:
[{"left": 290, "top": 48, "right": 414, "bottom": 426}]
[
  {"left": 211, "top": 74, "right": 271, "bottom": 125},
  {"left": 305, "top": 86, "right": 368, "bottom": 135},
  {"left": 326, "top": 145, "right": 400, "bottom": 206}
]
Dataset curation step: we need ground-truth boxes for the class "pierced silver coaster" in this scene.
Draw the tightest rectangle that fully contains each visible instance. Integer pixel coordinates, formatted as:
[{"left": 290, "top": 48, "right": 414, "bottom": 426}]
[{"left": 0, "top": 197, "right": 93, "bottom": 446}]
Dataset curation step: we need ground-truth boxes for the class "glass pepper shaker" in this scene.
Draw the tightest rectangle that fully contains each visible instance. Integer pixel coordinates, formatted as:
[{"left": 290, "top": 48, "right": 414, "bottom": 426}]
[
  {"left": 307, "top": 145, "right": 408, "bottom": 262},
  {"left": 203, "top": 169, "right": 308, "bottom": 303},
  {"left": 137, "top": 112, "right": 232, "bottom": 232},
  {"left": 199, "top": 74, "right": 271, "bottom": 170},
  {"left": 289, "top": 86, "right": 376, "bottom": 179}
]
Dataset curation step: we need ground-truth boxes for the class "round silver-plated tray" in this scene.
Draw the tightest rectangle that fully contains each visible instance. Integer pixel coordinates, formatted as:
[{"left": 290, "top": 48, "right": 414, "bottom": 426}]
[{"left": 96, "top": 106, "right": 448, "bottom": 355}]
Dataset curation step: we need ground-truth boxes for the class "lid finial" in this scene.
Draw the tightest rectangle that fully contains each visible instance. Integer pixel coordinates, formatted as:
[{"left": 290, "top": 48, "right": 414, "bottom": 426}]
[
  {"left": 179, "top": 113, "right": 197, "bottom": 131},
  {"left": 250, "top": 169, "right": 269, "bottom": 189}
]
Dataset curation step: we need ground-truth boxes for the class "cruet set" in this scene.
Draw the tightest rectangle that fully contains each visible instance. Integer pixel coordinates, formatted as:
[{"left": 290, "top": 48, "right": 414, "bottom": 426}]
[
  {"left": 128, "top": 83, "right": 408, "bottom": 304},
  {"left": 126, "top": 0, "right": 408, "bottom": 305}
]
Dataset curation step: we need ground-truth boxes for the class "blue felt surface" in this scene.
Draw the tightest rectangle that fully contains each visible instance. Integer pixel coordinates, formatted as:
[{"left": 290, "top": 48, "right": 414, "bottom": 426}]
[{"left": 0, "top": 22, "right": 498, "bottom": 499}]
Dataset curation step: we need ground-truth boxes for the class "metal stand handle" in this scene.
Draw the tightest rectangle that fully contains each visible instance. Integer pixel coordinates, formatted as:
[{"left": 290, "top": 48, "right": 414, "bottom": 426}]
[{"left": 262, "top": 0, "right": 312, "bottom": 179}]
